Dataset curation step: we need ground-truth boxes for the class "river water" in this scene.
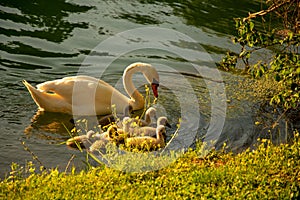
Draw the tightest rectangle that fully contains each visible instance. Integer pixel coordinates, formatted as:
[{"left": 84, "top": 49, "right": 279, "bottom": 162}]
[{"left": 0, "top": 0, "right": 296, "bottom": 177}]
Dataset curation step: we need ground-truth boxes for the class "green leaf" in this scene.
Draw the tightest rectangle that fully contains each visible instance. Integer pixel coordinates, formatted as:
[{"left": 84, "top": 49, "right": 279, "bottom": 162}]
[
  {"left": 274, "top": 74, "right": 281, "bottom": 81},
  {"left": 288, "top": 32, "right": 293, "bottom": 41},
  {"left": 249, "top": 21, "right": 254, "bottom": 31}
]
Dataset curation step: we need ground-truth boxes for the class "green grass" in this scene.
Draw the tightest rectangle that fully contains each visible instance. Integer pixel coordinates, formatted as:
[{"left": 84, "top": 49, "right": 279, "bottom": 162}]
[{"left": 1, "top": 135, "right": 299, "bottom": 199}]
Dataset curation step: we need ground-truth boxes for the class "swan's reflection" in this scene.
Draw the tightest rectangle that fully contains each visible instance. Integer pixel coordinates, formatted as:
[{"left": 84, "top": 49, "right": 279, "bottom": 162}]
[
  {"left": 24, "top": 110, "right": 75, "bottom": 141},
  {"left": 23, "top": 108, "right": 142, "bottom": 142}
]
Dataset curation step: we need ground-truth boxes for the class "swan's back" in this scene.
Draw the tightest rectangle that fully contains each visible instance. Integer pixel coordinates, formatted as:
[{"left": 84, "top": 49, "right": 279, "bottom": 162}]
[
  {"left": 24, "top": 75, "right": 131, "bottom": 115},
  {"left": 37, "top": 76, "right": 113, "bottom": 98}
]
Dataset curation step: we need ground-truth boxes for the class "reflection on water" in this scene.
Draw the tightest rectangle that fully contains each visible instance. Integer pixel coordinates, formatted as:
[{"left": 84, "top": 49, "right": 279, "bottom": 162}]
[
  {"left": 24, "top": 111, "right": 74, "bottom": 139},
  {"left": 168, "top": 0, "right": 261, "bottom": 35},
  {"left": 0, "top": 0, "right": 92, "bottom": 76},
  {"left": 0, "top": 0, "right": 91, "bottom": 42}
]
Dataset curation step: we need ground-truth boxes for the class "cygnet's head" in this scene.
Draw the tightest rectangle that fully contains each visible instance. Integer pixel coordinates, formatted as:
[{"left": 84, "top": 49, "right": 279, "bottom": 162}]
[
  {"left": 157, "top": 116, "right": 171, "bottom": 128},
  {"left": 124, "top": 104, "right": 133, "bottom": 116},
  {"left": 107, "top": 125, "right": 119, "bottom": 139},
  {"left": 122, "top": 116, "right": 132, "bottom": 126},
  {"left": 146, "top": 107, "right": 157, "bottom": 118},
  {"left": 86, "top": 130, "right": 96, "bottom": 138},
  {"left": 122, "top": 117, "right": 132, "bottom": 132}
]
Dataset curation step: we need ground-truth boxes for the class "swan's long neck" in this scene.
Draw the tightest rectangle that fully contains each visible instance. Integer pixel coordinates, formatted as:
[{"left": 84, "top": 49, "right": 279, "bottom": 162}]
[{"left": 123, "top": 64, "right": 145, "bottom": 110}]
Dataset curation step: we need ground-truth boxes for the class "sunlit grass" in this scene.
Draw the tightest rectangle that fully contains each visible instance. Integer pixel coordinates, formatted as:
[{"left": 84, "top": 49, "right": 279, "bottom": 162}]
[{"left": 1, "top": 133, "right": 299, "bottom": 199}]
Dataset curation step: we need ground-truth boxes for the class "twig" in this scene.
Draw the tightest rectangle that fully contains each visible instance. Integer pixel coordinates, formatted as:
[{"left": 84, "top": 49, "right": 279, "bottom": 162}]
[
  {"left": 244, "top": 0, "right": 293, "bottom": 21},
  {"left": 21, "top": 141, "right": 45, "bottom": 170},
  {"left": 64, "top": 154, "right": 76, "bottom": 173},
  {"left": 62, "top": 123, "right": 83, "bottom": 152},
  {"left": 271, "top": 108, "right": 288, "bottom": 129},
  {"left": 160, "top": 125, "right": 180, "bottom": 155}
]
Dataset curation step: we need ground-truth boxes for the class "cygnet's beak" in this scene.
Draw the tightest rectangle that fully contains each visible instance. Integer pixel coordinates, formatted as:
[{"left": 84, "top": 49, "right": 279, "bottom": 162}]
[{"left": 166, "top": 122, "right": 171, "bottom": 128}]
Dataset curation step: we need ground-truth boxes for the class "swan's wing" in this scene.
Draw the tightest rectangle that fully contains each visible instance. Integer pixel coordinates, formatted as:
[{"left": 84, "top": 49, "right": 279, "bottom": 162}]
[
  {"left": 63, "top": 75, "right": 111, "bottom": 86},
  {"left": 36, "top": 77, "right": 77, "bottom": 101},
  {"left": 69, "top": 76, "right": 113, "bottom": 87},
  {"left": 35, "top": 75, "right": 129, "bottom": 115},
  {"left": 36, "top": 76, "right": 114, "bottom": 99}
]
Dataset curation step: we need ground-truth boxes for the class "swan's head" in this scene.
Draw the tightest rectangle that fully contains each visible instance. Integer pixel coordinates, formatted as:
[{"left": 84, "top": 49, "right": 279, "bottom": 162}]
[
  {"left": 151, "top": 78, "right": 159, "bottom": 98},
  {"left": 126, "top": 62, "right": 160, "bottom": 98},
  {"left": 138, "top": 63, "right": 159, "bottom": 98}
]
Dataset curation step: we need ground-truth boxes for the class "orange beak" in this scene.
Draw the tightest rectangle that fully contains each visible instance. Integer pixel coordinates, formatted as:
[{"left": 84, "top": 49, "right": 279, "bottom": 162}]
[{"left": 151, "top": 83, "right": 159, "bottom": 98}]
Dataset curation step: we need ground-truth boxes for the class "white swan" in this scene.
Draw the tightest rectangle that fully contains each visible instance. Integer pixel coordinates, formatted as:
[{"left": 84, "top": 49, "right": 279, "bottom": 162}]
[
  {"left": 23, "top": 62, "right": 159, "bottom": 115},
  {"left": 125, "top": 125, "right": 166, "bottom": 150}
]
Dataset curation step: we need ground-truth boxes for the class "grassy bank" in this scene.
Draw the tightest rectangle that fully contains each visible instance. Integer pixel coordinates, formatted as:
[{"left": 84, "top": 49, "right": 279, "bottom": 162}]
[{"left": 1, "top": 135, "right": 299, "bottom": 199}]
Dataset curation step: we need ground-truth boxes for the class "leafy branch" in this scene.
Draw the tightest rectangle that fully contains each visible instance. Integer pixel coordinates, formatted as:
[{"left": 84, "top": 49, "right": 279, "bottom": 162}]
[{"left": 219, "top": 0, "right": 300, "bottom": 110}]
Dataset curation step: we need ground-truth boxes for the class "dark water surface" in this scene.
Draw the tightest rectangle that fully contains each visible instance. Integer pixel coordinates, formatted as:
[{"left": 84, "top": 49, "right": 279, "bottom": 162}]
[{"left": 1, "top": 0, "right": 293, "bottom": 177}]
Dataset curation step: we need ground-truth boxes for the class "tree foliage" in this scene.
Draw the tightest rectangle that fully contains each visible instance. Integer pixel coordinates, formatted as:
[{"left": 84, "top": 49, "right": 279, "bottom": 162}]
[{"left": 219, "top": 0, "right": 300, "bottom": 110}]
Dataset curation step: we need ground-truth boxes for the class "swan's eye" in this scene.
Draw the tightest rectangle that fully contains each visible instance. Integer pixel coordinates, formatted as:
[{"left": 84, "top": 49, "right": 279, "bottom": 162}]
[
  {"left": 46, "top": 90, "right": 55, "bottom": 94},
  {"left": 152, "top": 78, "right": 159, "bottom": 85}
]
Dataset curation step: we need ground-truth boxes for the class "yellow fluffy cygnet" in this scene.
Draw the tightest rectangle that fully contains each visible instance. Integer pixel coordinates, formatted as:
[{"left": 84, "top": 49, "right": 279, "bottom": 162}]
[
  {"left": 66, "top": 130, "right": 100, "bottom": 149},
  {"left": 127, "top": 116, "right": 170, "bottom": 139},
  {"left": 136, "top": 107, "right": 157, "bottom": 126},
  {"left": 116, "top": 107, "right": 157, "bottom": 129},
  {"left": 97, "top": 105, "right": 133, "bottom": 127},
  {"left": 125, "top": 125, "right": 166, "bottom": 151},
  {"left": 89, "top": 125, "right": 128, "bottom": 152}
]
